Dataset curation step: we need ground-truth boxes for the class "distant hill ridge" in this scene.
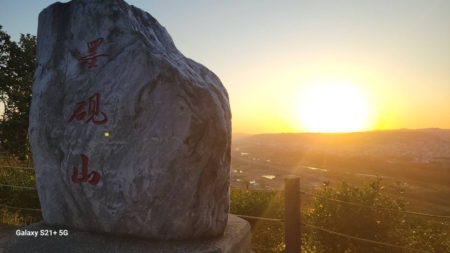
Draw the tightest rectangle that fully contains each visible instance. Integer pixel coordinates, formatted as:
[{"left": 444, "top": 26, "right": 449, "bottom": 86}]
[
  {"left": 235, "top": 128, "right": 450, "bottom": 145},
  {"left": 232, "top": 133, "right": 252, "bottom": 142}
]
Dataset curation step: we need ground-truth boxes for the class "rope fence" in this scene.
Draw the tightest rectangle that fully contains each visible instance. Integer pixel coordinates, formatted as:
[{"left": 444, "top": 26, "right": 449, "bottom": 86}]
[
  {"left": 233, "top": 188, "right": 450, "bottom": 220},
  {"left": 303, "top": 223, "right": 430, "bottom": 253},
  {"left": 0, "top": 166, "right": 39, "bottom": 211},
  {"left": 1, "top": 167, "right": 448, "bottom": 252},
  {"left": 0, "top": 203, "right": 41, "bottom": 212},
  {"left": 300, "top": 190, "right": 450, "bottom": 220},
  {"left": 0, "top": 183, "right": 37, "bottom": 190},
  {"left": 235, "top": 214, "right": 284, "bottom": 222},
  {"left": 233, "top": 213, "right": 431, "bottom": 253},
  {"left": 233, "top": 177, "right": 448, "bottom": 253},
  {"left": 0, "top": 165, "right": 34, "bottom": 170}
]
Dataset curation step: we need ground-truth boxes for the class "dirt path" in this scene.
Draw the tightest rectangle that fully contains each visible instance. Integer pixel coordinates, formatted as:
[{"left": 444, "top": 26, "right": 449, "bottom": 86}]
[{"left": 0, "top": 223, "right": 16, "bottom": 253}]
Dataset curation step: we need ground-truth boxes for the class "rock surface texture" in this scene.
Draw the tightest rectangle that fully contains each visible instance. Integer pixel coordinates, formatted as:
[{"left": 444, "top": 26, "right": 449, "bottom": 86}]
[{"left": 29, "top": 0, "right": 231, "bottom": 240}]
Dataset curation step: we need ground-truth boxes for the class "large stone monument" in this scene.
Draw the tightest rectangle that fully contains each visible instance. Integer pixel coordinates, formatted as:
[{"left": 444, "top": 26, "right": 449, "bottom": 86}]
[{"left": 26, "top": 0, "right": 235, "bottom": 242}]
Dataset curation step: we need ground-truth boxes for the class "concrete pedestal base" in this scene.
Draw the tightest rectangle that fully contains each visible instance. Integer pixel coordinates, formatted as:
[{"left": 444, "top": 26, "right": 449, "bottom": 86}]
[{"left": 5, "top": 214, "right": 251, "bottom": 253}]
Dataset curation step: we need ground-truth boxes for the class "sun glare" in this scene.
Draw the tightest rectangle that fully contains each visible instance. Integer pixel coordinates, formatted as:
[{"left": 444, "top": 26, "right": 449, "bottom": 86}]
[{"left": 299, "top": 81, "right": 370, "bottom": 133}]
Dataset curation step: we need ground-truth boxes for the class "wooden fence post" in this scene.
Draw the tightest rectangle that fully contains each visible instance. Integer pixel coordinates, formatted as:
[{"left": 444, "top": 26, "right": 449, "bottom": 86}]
[{"left": 285, "top": 176, "right": 301, "bottom": 253}]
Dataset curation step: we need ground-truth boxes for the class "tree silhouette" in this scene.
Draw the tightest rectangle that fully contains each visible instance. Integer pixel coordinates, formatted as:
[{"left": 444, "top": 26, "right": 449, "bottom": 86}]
[{"left": 0, "top": 25, "right": 35, "bottom": 166}]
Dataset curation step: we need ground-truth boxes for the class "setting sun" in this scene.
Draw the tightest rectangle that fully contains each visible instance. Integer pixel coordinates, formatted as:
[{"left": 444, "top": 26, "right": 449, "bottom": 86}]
[{"left": 299, "top": 81, "right": 370, "bottom": 133}]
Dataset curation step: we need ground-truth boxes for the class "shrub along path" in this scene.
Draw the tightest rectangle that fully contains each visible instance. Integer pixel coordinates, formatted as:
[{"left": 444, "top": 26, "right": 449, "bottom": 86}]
[{"left": 0, "top": 223, "right": 16, "bottom": 253}]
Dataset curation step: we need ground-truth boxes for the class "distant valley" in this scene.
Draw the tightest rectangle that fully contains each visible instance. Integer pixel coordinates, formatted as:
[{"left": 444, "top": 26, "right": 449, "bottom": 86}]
[{"left": 230, "top": 128, "right": 450, "bottom": 215}]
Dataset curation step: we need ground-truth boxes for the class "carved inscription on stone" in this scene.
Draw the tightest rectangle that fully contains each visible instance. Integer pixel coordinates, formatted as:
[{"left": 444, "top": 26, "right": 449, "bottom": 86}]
[
  {"left": 68, "top": 93, "right": 107, "bottom": 125},
  {"left": 79, "top": 38, "right": 109, "bottom": 68},
  {"left": 72, "top": 154, "right": 100, "bottom": 185}
]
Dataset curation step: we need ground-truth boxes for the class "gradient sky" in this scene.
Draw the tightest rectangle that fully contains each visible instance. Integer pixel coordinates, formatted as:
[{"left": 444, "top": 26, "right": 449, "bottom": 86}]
[{"left": 1, "top": 0, "right": 449, "bottom": 134}]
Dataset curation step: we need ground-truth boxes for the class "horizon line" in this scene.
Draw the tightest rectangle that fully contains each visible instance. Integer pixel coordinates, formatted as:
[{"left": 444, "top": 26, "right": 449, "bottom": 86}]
[{"left": 233, "top": 127, "right": 449, "bottom": 136}]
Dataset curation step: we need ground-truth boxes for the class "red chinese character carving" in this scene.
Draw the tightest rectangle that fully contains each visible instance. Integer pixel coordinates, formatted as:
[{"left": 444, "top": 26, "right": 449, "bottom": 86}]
[
  {"left": 79, "top": 38, "right": 109, "bottom": 68},
  {"left": 72, "top": 154, "right": 101, "bottom": 185},
  {"left": 68, "top": 93, "right": 108, "bottom": 125}
]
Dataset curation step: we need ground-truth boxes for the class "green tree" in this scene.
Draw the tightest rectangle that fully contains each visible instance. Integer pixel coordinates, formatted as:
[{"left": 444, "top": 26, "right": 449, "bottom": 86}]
[{"left": 0, "top": 25, "right": 35, "bottom": 166}]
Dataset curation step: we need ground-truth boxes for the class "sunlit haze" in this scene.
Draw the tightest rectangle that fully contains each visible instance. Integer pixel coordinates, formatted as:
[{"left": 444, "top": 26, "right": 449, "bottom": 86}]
[{"left": 1, "top": 0, "right": 449, "bottom": 134}]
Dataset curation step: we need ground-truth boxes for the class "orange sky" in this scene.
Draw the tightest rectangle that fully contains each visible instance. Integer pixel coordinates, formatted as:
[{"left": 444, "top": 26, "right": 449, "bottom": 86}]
[{"left": 1, "top": 0, "right": 449, "bottom": 134}]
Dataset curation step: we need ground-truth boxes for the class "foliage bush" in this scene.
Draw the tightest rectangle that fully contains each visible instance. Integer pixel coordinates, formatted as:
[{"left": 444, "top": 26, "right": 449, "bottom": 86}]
[
  {"left": 230, "top": 190, "right": 285, "bottom": 252},
  {"left": 0, "top": 167, "right": 41, "bottom": 225},
  {"left": 304, "top": 178, "right": 407, "bottom": 252},
  {"left": 1, "top": 168, "right": 449, "bottom": 253},
  {"left": 303, "top": 178, "right": 450, "bottom": 253},
  {"left": 231, "top": 178, "right": 450, "bottom": 253}
]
